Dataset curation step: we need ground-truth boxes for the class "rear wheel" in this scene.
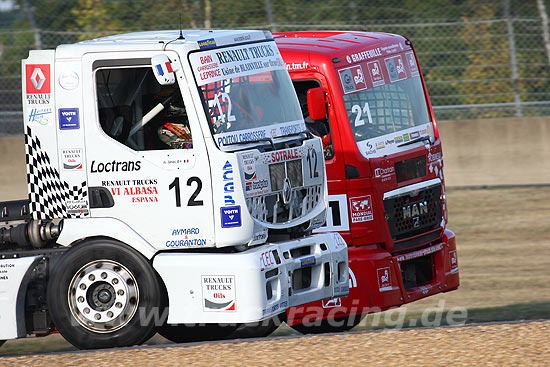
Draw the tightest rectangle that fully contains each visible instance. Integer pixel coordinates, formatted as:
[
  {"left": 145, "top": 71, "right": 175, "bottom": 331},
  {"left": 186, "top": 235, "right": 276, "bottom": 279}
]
[
  {"left": 47, "top": 239, "right": 162, "bottom": 349},
  {"left": 158, "top": 323, "right": 238, "bottom": 343},
  {"left": 290, "top": 313, "right": 365, "bottom": 334}
]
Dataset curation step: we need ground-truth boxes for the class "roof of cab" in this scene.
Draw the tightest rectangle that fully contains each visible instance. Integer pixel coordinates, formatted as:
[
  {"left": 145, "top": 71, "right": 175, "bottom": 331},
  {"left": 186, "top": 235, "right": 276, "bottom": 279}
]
[
  {"left": 55, "top": 29, "right": 270, "bottom": 58},
  {"left": 274, "top": 31, "right": 407, "bottom": 58}
]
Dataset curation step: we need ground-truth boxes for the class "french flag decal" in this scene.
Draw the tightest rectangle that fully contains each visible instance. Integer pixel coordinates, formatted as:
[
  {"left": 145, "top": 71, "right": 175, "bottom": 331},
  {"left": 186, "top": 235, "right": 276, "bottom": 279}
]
[{"left": 155, "top": 61, "right": 173, "bottom": 76}]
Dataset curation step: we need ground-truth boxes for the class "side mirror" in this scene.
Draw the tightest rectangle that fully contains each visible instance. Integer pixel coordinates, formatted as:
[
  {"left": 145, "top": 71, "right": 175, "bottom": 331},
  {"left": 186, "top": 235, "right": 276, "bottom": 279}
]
[
  {"left": 307, "top": 87, "right": 326, "bottom": 120},
  {"left": 152, "top": 54, "right": 176, "bottom": 85}
]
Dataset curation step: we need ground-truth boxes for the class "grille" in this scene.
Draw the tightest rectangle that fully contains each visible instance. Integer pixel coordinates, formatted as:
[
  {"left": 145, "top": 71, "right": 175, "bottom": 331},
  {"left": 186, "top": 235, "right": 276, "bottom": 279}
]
[
  {"left": 270, "top": 159, "right": 303, "bottom": 191},
  {"left": 395, "top": 155, "right": 427, "bottom": 183},
  {"left": 247, "top": 185, "right": 322, "bottom": 224},
  {"left": 384, "top": 183, "right": 442, "bottom": 242}
]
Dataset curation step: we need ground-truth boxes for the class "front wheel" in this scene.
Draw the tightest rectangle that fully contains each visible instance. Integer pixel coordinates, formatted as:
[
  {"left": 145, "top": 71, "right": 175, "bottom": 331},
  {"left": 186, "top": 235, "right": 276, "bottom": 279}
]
[
  {"left": 0, "top": 340, "right": 5, "bottom": 348},
  {"left": 47, "top": 239, "right": 162, "bottom": 349}
]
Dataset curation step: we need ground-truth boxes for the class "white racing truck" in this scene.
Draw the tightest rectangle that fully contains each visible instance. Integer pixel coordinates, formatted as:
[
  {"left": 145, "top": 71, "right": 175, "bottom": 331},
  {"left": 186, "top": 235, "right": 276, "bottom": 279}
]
[{"left": 0, "top": 29, "right": 349, "bottom": 350}]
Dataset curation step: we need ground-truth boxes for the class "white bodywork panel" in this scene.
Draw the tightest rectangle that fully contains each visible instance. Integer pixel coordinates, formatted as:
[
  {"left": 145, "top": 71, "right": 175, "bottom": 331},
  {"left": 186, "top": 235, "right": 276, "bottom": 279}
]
[
  {"left": 154, "top": 232, "right": 348, "bottom": 324},
  {"left": 0, "top": 256, "right": 40, "bottom": 340}
]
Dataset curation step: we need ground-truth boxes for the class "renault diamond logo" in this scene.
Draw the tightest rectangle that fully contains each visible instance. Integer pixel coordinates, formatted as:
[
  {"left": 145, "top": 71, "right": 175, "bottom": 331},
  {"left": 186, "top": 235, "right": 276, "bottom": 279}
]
[
  {"left": 30, "top": 67, "right": 46, "bottom": 91},
  {"left": 282, "top": 177, "right": 292, "bottom": 205}
]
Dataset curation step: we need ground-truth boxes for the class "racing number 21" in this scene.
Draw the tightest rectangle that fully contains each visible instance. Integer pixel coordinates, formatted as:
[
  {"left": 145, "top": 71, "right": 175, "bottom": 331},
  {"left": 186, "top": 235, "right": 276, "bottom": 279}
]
[{"left": 169, "top": 177, "right": 203, "bottom": 207}]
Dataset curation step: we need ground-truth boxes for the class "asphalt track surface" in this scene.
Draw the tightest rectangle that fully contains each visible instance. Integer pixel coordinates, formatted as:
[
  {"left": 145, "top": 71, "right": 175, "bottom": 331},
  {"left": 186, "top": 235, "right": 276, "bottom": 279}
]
[{"left": 1, "top": 320, "right": 549, "bottom": 366}]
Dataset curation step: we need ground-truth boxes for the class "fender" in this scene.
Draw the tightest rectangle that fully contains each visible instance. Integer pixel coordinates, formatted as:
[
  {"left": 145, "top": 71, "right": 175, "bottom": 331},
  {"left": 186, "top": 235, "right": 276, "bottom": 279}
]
[{"left": 57, "top": 218, "right": 157, "bottom": 259}]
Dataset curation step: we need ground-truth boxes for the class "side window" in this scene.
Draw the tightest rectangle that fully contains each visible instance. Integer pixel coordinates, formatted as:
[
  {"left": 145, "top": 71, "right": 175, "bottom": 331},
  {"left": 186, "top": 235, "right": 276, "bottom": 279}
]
[
  {"left": 95, "top": 66, "right": 192, "bottom": 151},
  {"left": 294, "top": 80, "right": 334, "bottom": 160}
]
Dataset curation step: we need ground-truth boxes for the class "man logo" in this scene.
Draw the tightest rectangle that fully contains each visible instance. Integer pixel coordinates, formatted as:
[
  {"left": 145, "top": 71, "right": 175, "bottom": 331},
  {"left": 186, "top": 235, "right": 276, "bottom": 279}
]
[{"left": 403, "top": 201, "right": 428, "bottom": 219}]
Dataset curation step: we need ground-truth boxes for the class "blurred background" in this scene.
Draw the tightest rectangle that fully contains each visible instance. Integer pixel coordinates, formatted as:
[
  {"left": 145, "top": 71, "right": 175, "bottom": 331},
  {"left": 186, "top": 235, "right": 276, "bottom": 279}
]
[{"left": 1, "top": 0, "right": 550, "bottom": 134}]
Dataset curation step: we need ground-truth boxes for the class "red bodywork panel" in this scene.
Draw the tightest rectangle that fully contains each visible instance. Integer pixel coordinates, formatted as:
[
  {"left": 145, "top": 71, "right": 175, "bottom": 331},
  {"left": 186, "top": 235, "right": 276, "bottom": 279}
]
[{"left": 275, "top": 31, "right": 459, "bottom": 324}]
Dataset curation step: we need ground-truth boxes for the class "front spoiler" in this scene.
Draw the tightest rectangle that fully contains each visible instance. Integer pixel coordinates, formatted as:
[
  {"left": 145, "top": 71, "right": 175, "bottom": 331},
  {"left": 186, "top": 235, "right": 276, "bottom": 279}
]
[
  {"left": 287, "top": 229, "right": 459, "bottom": 325},
  {"left": 154, "top": 232, "right": 349, "bottom": 324}
]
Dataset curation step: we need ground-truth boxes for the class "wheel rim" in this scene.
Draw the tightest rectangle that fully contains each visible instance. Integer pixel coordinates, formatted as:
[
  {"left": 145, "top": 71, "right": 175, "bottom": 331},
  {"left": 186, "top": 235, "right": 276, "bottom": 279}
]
[{"left": 68, "top": 259, "right": 139, "bottom": 333}]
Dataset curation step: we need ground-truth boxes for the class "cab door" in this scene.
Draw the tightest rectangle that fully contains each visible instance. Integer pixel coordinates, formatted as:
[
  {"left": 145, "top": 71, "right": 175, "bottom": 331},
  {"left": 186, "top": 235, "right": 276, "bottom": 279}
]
[{"left": 81, "top": 51, "right": 215, "bottom": 251}]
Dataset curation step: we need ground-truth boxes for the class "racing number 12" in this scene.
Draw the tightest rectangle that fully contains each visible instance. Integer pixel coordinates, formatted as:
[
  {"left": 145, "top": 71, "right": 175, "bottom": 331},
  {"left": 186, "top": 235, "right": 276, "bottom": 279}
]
[
  {"left": 169, "top": 177, "right": 203, "bottom": 207},
  {"left": 307, "top": 148, "right": 319, "bottom": 178}
]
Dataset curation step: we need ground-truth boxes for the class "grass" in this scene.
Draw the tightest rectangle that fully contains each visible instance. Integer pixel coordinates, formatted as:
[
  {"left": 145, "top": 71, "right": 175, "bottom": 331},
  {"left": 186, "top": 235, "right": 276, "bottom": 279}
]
[{"left": 1, "top": 187, "right": 549, "bottom": 354}]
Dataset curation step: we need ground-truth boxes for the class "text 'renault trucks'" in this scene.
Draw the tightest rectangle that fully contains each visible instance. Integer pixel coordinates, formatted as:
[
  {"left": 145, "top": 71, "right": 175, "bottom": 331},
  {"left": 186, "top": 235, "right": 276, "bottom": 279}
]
[
  {"left": 0, "top": 30, "right": 349, "bottom": 349},
  {"left": 274, "top": 31, "right": 459, "bottom": 332}
]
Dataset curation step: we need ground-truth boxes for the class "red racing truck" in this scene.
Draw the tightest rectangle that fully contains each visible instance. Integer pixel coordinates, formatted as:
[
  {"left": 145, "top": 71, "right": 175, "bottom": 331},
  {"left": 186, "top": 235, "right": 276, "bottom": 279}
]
[{"left": 275, "top": 31, "right": 459, "bottom": 332}]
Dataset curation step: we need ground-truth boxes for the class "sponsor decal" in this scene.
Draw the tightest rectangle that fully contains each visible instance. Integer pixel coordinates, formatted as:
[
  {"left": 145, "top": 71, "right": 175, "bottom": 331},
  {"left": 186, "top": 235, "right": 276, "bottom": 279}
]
[
  {"left": 202, "top": 276, "right": 236, "bottom": 311},
  {"left": 61, "top": 148, "right": 83, "bottom": 170},
  {"left": 221, "top": 205, "right": 241, "bottom": 228},
  {"left": 66, "top": 199, "right": 89, "bottom": 216},
  {"left": 405, "top": 51, "right": 419, "bottom": 76},
  {"left": 376, "top": 141, "right": 385, "bottom": 150},
  {"left": 222, "top": 160, "right": 235, "bottom": 205},
  {"left": 338, "top": 65, "right": 367, "bottom": 94},
  {"left": 381, "top": 43, "right": 402, "bottom": 55},
  {"left": 262, "top": 146, "right": 305, "bottom": 164},
  {"left": 300, "top": 256, "right": 316, "bottom": 268},
  {"left": 396, "top": 243, "right": 443, "bottom": 262},
  {"left": 262, "top": 300, "right": 288, "bottom": 316},
  {"left": 322, "top": 267, "right": 357, "bottom": 309},
  {"left": 245, "top": 179, "right": 269, "bottom": 194},
  {"left": 91, "top": 160, "right": 141, "bottom": 173},
  {"left": 349, "top": 195, "right": 374, "bottom": 223},
  {"left": 242, "top": 152, "right": 256, "bottom": 180},
  {"left": 450, "top": 250, "right": 459, "bottom": 273},
  {"left": 190, "top": 42, "right": 284, "bottom": 86},
  {"left": 286, "top": 61, "right": 309, "bottom": 71},
  {"left": 428, "top": 152, "right": 442, "bottom": 163},
  {"left": 59, "top": 71, "right": 79, "bottom": 90},
  {"left": 395, "top": 135, "right": 403, "bottom": 143},
  {"left": 385, "top": 55, "right": 407, "bottom": 83},
  {"left": 410, "top": 130, "right": 420, "bottom": 139},
  {"left": 234, "top": 34, "right": 251, "bottom": 43},
  {"left": 403, "top": 133, "right": 410, "bottom": 142},
  {"left": 367, "top": 60, "right": 385, "bottom": 87},
  {"left": 0, "top": 263, "right": 15, "bottom": 281},
  {"left": 27, "top": 65, "right": 49, "bottom": 93},
  {"left": 260, "top": 250, "right": 276, "bottom": 269},
  {"left": 252, "top": 230, "right": 268, "bottom": 242},
  {"left": 347, "top": 47, "right": 382, "bottom": 63},
  {"left": 166, "top": 227, "right": 206, "bottom": 247},
  {"left": 28, "top": 107, "right": 52, "bottom": 126},
  {"left": 374, "top": 166, "right": 395, "bottom": 179},
  {"left": 59, "top": 108, "right": 80, "bottom": 130},
  {"left": 377, "top": 267, "right": 392, "bottom": 292},
  {"left": 198, "top": 38, "right": 217, "bottom": 49},
  {"left": 216, "top": 121, "right": 305, "bottom": 147},
  {"left": 101, "top": 178, "right": 157, "bottom": 203}
]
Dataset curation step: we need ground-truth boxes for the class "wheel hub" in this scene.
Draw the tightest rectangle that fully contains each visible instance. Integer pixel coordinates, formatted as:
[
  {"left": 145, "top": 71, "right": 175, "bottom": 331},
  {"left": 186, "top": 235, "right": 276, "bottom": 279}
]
[{"left": 68, "top": 260, "right": 139, "bottom": 333}]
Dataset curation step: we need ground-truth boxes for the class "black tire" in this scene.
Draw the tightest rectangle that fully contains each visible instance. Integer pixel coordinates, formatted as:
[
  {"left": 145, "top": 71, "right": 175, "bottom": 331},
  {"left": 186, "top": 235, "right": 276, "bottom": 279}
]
[
  {"left": 290, "top": 313, "right": 365, "bottom": 334},
  {"left": 0, "top": 340, "right": 5, "bottom": 348},
  {"left": 228, "top": 313, "right": 285, "bottom": 339},
  {"left": 158, "top": 323, "right": 238, "bottom": 343},
  {"left": 47, "top": 239, "right": 162, "bottom": 350}
]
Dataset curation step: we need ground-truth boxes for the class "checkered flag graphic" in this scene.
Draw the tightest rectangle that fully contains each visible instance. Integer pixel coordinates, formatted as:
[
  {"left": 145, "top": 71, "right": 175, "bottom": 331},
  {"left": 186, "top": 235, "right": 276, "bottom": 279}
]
[{"left": 25, "top": 127, "right": 88, "bottom": 220}]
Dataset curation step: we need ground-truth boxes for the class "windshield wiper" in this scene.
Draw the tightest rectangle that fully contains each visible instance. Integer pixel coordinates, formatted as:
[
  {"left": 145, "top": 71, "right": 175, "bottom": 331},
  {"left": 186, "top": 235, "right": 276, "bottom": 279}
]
[
  {"left": 398, "top": 135, "right": 431, "bottom": 148},
  {"left": 225, "top": 137, "right": 276, "bottom": 150}
]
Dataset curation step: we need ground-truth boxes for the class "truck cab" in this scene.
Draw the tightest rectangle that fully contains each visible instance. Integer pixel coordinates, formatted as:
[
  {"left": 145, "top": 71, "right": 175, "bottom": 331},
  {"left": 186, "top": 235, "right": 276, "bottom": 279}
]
[
  {"left": 0, "top": 30, "right": 349, "bottom": 349},
  {"left": 275, "top": 31, "right": 459, "bottom": 330}
]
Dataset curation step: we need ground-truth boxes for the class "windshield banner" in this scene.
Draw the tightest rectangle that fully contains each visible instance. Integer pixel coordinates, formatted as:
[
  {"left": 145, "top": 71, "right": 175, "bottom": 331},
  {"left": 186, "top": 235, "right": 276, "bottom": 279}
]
[
  {"left": 356, "top": 122, "right": 432, "bottom": 158},
  {"left": 215, "top": 119, "right": 306, "bottom": 147},
  {"left": 190, "top": 42, "right": 286, "bottom": 86}
]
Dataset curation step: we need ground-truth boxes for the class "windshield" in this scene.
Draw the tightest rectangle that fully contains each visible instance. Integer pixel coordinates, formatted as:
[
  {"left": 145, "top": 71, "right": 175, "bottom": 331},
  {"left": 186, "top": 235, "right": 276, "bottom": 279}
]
[
  {"left": 189, "top": 41, "right": 305, "bottom": 148},
  {"left": 338, "top": 50, "right": 432, "bottom": 158}
]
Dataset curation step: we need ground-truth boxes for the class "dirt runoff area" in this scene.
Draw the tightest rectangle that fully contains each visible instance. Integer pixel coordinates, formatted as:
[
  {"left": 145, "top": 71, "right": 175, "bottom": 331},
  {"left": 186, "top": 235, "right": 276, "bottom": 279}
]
[{"left": 1, "top": 320, "right": 548, "bottom": 366}]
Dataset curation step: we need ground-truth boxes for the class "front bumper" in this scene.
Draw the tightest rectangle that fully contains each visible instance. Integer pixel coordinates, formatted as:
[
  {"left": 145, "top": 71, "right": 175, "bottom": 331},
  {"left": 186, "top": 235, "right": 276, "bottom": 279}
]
[
  {"left": 287, "top": 229, "right": 459, "bottom": 325},
  {"left": 153, "top": 232, "right": 348, "bottom": 324}
]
